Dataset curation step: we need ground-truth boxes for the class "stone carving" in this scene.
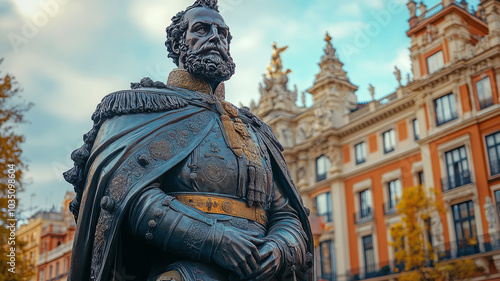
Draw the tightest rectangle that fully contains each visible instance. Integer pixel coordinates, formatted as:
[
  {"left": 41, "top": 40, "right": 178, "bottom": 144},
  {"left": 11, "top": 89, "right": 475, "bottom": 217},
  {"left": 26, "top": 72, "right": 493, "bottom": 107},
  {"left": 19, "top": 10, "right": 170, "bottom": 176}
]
[
  {"left": 485, "top": 196, "right": 498, "bottom": 232},
  {"left": 369, "top": 84, "right": 376, "bottom": 101},
  {"left": 431, "top": 212, "right": 444, "bottom": 245},
  {"left": 256, "top": 43, "right": 300, "bottom": 118},
  {"left": 394, "top": 66, "right": 402, "bottom": 87}
]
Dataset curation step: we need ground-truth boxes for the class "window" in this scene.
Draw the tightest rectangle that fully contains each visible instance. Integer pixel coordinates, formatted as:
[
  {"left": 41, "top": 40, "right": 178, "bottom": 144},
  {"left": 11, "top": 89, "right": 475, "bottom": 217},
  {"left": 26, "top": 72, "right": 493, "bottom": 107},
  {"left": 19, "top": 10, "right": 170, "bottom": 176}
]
[
  {"left": 452, "top": 201, "right": 477, "bottom": 242},
  {"left": 355, "top": 142, "right": 367, "bottom": 165},
  {"left": 49, "top": 266, "right": 53, "bottom": 279},
  {"left": 320, "top": 240, "right": 336, "bottom": 280},
  {"left": 316, "top": 155, "right": 331, "bottom": 182},
  {"left": 383, "top": 129, "right": 396, "bottom": 153},
  {"left": 495, "top": 191, "right": 500, "bottom": 227},
  {"left": 387, "top": 179, "right": 402, "bottom": 211},
  {"left": 413, "top": 119, "right": 420, "bottom": 140},
  {"left": 427, "top": 51, "right": 444, "bottom": 74},
  {"left": 444, "top": 146, "right": 471, "bottom": 191},
  {"left": 486, "top": 132, "right": 500, "bottom": 176},
  {"left": 476, "top": 77, "right": 494, "bottom": 110},
  {"left": 39, "top": 270, "right": 44, "bottom": 281},
  {"left": 434, "top": 93, "right": 458, "bottom": 126},
  {"left": 363, "top": 235, "right": 376, "bottom": 274},
  {"left": 359, "top": 189, "right": 373, "bottom": 219},
  {"left": 56, "top": 263, "right": 60, "bottom": 276},
  {"left": 418, "top": 171, "right": 425, "bottom": 186},
  {"left": 316, "top": 192, "right": 333, "bottom": 223}
]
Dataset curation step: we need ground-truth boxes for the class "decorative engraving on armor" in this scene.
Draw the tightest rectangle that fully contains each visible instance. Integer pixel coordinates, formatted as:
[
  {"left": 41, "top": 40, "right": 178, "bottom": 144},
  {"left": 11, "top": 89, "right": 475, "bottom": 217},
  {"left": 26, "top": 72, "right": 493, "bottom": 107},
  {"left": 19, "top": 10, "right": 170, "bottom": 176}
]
[
  {"left": 220, "top": 114, "right": 244, "bottom": 157},
  {"left": 91, "top": 211, "right": 112, "bottom": 279},
  {"left": 202, "top": 158, "right": 227, "bottom": 183},
  {"left": 206, "top": 197, "right": 213, "bottom": 211},
  {"left": 137, "top": 154, "right": 149, "bottom": 167},
  {"left": 221, "top": 201, "right": 233, "bottom": 213},
  {"left": 167, "top": 69, "right": 211, "bottom": 96},
  {"left": 209, "top": 142, "right": 220, "bottom": 153},
  {"left": 221, "top": 101, "right": 239, "bottom": 118},
  {"left": 109, "top": 174, "right": 127, "bottom": 202},
  {"left": 174, "top": 194, "right": 268, "bottom": 226},
  {"left": 149, "top": 140, "right": 173, "bottom": 161},
  {"left": 166, "top": 69, "right": 226, "bottom": 100},
  {"left": 228, "top": 217, "right": 249, "bottom": 230},
  {"left": 100, "top": 196, "right": 115, "bottom": 212},
  {"left": 182, "top": 222, "right": 210, "bottom": 259}
]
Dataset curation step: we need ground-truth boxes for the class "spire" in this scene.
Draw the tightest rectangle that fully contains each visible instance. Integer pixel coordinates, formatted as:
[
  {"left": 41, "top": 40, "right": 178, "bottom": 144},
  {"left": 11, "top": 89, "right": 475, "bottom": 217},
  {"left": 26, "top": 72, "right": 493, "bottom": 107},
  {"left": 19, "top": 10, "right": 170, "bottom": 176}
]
[{"left": 315, "top": 32, "right": 349, "bottom": 83}]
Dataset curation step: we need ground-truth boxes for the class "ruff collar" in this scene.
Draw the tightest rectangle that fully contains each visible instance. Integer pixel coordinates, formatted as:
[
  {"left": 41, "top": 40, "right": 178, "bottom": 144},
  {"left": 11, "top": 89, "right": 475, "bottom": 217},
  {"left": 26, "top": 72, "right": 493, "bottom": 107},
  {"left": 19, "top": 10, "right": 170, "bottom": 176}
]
[{"left": 167, "top": 69, "right": 226, "bottom": 100}]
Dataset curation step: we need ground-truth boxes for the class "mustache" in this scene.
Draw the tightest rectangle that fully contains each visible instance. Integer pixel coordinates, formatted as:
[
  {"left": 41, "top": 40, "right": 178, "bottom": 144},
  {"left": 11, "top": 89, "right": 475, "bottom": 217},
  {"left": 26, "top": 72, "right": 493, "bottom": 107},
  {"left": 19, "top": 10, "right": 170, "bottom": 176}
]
[{"left": 194, "top": 43, "right": 229, "bottom": 61}]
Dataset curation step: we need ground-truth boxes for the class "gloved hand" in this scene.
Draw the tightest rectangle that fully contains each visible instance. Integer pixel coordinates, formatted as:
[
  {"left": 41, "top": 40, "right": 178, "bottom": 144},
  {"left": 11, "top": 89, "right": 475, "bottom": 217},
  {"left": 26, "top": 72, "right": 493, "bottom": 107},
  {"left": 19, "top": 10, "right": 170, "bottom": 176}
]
[
  {"left": 244, "top": 240, "right": 282, "bottom": 281},
  {"left": 211, "top": 226, "right": 264, "bottom": 279}
]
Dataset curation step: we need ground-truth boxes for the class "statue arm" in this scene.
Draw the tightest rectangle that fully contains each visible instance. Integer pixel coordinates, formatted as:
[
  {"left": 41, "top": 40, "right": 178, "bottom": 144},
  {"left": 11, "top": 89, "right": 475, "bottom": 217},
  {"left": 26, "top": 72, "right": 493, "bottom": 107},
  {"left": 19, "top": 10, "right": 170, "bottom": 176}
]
[
  {"left": 255, "top": 181, "right": 309, "bottom": 280},
  {"left": 128, "top": 184, "right": 263, "bottom": 278}
]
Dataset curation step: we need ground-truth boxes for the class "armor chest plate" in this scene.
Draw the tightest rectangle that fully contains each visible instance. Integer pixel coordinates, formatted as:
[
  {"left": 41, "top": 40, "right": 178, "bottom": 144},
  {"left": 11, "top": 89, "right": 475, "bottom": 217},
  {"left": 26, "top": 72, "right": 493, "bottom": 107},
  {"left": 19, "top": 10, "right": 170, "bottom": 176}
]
[{"left": 161, "top": 121, "right": 273, "bottom": 205}]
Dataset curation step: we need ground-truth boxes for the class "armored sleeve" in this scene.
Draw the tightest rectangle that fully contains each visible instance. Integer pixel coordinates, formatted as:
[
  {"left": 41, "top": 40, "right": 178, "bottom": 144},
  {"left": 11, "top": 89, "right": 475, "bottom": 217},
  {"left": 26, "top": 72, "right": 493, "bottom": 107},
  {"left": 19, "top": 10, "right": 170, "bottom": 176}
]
[
  {"left": 265, "top": 181, "right": 310, "bottom": 279},
  {"left": 128, "top": 184, "right": 225, "bottom": 263}
]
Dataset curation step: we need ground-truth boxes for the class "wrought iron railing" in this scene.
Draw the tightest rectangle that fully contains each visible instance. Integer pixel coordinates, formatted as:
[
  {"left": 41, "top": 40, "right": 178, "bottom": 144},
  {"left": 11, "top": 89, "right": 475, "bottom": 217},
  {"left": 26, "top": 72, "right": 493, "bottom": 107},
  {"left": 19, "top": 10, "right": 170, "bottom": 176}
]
[
  {"left": 435, "top": 232, "right": 500, "bottom": 261},
  {"left": 441, "top": 172, "right": 472, "bottom": 192},
  {"left": 384, "top": 202, "right": 397, "bottom": 215},
  {"left": 355, "top": 209, "right": 374, "bottom": 224},
  {"left": 334, "top": 233, "right": 500, "bottom": 281},
  {"left": 423, "top": 3, "right": 443, "bottom": 20}
]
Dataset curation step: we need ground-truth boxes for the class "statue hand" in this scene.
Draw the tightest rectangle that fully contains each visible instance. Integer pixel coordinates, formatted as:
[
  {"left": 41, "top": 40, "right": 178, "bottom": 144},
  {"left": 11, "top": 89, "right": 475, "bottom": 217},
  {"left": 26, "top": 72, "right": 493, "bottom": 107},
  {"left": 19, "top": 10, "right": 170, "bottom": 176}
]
[
  {"left": 212, "top": 226, "right": 264, "bottom": 279},
  {"left": 245, "top": 241, "right": 282, "bottom": 281}
]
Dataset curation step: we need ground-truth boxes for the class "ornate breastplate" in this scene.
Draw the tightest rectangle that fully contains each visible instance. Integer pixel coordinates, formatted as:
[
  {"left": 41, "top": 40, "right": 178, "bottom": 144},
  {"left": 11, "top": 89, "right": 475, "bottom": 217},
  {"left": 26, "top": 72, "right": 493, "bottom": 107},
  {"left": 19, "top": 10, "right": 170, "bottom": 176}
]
[{"left": 160, "top": 117, "right": 273, "bottom": 208}]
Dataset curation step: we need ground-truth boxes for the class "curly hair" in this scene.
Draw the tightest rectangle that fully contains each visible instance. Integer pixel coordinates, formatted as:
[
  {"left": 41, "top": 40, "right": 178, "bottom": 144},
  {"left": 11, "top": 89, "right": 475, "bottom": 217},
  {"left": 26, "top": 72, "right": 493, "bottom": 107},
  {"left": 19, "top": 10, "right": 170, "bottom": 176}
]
[{"left": 165, "top": 0, "right": 232, "bottom": 66}]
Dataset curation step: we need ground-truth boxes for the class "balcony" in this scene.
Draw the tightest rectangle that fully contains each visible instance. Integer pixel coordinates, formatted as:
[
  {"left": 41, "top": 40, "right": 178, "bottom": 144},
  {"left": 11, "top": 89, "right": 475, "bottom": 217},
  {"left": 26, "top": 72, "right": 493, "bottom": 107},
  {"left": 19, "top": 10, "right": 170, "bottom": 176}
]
[
  {"left": 383, "top": 202, "right": 397, "bottom": 216},
  {"left": 410, "top": 2, "right": 486, "bottom": 29},
  {"left": 441, "top": 172, "right": 472, "bottom": 192},
  {"left": 336, "top": 261, "right": 403, "bottom": 281},
  {"left": 355, "top": 209, "right": 373, "bottom": 224},
  {"left": 436, "top": 232, "right": 500, "bottom": 261}
]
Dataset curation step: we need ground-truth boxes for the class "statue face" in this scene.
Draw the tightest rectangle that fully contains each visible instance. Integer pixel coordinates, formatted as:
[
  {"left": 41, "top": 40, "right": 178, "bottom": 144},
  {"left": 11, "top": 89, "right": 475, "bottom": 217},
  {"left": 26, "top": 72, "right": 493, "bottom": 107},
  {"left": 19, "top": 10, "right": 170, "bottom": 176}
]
[
  {"left": 178, "top": 7, "right": 236, "bottom": 83},
  {"left": 183, "top": 7, "right": 230, "bottom": 61}
]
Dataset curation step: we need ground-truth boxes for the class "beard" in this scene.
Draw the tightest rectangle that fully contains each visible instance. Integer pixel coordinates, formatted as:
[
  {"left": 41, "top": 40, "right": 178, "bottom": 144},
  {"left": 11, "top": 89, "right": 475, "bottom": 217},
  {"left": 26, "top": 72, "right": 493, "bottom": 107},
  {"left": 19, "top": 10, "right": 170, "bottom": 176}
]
[{"left": 181, "top": 42, "right": 236, "bottom": 83}]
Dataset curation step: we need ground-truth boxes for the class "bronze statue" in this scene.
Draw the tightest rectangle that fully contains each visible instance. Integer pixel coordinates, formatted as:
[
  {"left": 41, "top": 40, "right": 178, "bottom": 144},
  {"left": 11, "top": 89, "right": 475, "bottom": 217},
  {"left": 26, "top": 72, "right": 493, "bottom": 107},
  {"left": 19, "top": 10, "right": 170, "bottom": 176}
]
[
  {"left": 64, "top": 1, "right": 313, "bottom": 280},
  {"left": 267, "top": 42, "right": 291, "bottom": 79}
]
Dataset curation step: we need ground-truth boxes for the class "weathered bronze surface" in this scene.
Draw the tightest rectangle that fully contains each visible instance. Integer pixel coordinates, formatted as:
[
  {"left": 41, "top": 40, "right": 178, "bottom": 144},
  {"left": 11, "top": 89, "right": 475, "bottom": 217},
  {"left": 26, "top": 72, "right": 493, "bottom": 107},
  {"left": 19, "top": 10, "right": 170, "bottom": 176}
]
[{"left": 64, "top": 1, "right": 313, "bottom": 280}]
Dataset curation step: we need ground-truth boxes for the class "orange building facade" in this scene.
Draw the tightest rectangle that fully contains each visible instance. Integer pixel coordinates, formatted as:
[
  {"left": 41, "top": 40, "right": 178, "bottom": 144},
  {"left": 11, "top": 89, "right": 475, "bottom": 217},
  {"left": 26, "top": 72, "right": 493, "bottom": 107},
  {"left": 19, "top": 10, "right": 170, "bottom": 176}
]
[
  {"left": 36, "top": 192, "right": 75, "bottom": 281},
  {"left": 253, "top": 0, "right": 500, "bottom": 280},
  {"left": 17, "top": 192, "right": 75, "bottom": 281}
]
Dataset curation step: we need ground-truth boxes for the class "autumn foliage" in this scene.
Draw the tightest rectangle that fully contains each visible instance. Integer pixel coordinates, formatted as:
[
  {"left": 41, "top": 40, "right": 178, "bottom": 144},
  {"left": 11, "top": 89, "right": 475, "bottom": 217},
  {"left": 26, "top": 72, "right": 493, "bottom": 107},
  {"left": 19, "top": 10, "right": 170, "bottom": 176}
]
[
  {"left": 390, "top": 185, "right": 477, "bottom": 281},
  {"left": 0, "top": 60, "right": 34, "bottom": 281}
]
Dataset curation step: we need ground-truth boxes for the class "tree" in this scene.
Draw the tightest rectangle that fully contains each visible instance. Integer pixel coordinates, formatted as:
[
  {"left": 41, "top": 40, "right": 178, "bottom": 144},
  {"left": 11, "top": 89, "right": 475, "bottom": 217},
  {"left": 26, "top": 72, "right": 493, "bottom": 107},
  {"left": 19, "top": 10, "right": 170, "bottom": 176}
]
[
  {"left": 390, "top": 185, "right": 477, "bottom": 281},
  {"left": 0, "top": 58, "right": 34, "bottom": 281}
]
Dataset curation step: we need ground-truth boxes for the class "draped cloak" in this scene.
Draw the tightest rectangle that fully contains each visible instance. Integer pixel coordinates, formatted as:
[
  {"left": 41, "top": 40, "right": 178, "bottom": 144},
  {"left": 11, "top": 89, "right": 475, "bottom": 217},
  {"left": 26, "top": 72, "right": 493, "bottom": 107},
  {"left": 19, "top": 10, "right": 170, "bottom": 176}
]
[{"left": 64, "top": 85, "right": 314, "bottom": 281}]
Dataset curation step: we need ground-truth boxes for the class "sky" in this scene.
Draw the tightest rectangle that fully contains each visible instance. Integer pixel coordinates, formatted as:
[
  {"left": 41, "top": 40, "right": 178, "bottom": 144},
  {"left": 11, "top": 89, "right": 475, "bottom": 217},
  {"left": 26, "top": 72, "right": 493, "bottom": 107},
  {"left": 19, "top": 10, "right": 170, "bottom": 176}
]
[{"left": 0, "top": 0, "right": 481, "bottom": 218}]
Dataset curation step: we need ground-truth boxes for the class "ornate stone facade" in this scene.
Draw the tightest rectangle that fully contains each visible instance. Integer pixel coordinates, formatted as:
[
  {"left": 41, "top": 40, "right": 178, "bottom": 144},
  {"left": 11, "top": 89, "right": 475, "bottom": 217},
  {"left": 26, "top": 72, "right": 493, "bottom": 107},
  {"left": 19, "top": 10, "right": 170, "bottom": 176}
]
[{"left": 254, "top": 1, "right": 500, "bottom": 280}]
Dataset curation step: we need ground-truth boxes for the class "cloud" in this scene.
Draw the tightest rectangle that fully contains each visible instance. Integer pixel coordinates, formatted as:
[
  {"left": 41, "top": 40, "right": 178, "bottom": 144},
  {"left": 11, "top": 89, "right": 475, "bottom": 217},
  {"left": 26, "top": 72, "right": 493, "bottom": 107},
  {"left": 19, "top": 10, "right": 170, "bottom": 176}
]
[
  {"left": 336, "top": 2, "right": 362, "bottom": 17},
  {"left": 129, "top": 0, "right": 190, "bottom": 41},
  {"left": 327, "top": 21, "right": 367, "bottom": 39},
  {"left": 363, "top": 0, "right": 385, "bottom": 10}
]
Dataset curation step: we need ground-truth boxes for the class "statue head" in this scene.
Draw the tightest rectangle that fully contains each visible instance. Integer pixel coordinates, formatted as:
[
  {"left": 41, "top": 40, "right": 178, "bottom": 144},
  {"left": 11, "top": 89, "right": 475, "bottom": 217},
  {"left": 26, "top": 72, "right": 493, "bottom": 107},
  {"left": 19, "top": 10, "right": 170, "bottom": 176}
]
[{"left": 165, "top": 0, "right": 236, "bottom": 84}]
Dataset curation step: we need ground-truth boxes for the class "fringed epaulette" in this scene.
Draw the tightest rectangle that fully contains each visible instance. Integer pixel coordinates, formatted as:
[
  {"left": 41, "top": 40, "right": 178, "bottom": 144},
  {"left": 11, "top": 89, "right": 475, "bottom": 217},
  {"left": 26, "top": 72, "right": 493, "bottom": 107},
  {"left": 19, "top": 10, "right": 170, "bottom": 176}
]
[
  {"left": 239, "top": 106, "right": 284, "bottom": 152},
  {"left": 63, "top": 79, "right": 189, "bottom": 221}
]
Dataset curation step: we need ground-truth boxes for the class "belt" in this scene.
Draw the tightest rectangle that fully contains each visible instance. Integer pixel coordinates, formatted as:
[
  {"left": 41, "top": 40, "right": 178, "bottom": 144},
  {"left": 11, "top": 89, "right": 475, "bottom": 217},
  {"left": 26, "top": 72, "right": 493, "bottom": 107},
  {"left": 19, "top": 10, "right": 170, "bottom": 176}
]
[{"left": 174, "top": 194, "right": 268, "bottom": 226}]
